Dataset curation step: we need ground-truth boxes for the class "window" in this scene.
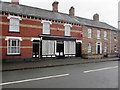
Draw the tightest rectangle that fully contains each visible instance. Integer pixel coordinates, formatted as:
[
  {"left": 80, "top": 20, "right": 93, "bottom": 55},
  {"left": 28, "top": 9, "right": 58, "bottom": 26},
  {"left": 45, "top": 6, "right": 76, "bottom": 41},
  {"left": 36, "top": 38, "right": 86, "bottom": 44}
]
[
  {"left": 64, "top": 41, "right": 75, "bottom": 54},
  {"left": 5, "top": 36, "right": 22, "bottom": 55},
  {"left": 64, "top": 24, "right": 72, "bottom": 36},
  {"left": 104, "top": 44, "right": 108, "bottom": 53},
  {"left": 8, "top": 15, "right": 22, "bottom": 32},
  {"left": 42, "top": 20, "right": 52, "bottom": 34},
  {"left": 114, "top": 32, "right": 117, "bottom": 40},
  {"left": 104, "top": 31, "right": 107, "bottom": 40},
  {"left": 97, "top": 30, "right": 101, "bottom": 39},
  {"left": 88, "top": 43, "right": 92, "bottom": 53},
  {"left": 8, "top": 39, "right": 20, "bottom": 54},
  {"left": 42, "top": 40, "right": 55, "bottom": 55},
  {"left": 88, "top": 29, "right": 92, "bottom": 38}
]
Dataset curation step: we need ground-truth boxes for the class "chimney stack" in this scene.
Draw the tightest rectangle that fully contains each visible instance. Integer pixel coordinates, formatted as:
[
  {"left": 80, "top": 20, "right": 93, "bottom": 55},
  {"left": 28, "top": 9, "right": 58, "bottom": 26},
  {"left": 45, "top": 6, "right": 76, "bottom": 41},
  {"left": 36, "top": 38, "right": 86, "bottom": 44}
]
[
  {"left": 69, "top": 6, "right": 75, "bottom": 16},
  {"left": 52, "top": 1, "right": 59, "bottom": 13},
  {"left": 11, "top": 0, "right": 19, "bottom": 5},
  {"left": 93, "top": 13, "right": 99, "bottom": 21}
]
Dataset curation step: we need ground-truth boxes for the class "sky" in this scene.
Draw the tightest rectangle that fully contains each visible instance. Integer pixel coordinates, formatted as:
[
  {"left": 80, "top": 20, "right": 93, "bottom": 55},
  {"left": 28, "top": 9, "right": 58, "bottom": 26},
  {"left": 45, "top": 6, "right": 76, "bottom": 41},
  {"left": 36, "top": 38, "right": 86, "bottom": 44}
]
[{"left": 1, "top": 0, "right": 120, "bottom": 28}]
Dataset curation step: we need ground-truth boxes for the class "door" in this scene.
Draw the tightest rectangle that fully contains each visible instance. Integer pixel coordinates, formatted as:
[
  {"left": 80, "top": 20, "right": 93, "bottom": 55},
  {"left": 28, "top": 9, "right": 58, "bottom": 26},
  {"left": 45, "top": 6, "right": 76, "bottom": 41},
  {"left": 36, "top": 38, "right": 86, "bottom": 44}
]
[
  {"left": 96, "top": 42, "right": 101, "bottom": 54},
  {"left": 33, "top": 40, "right": 40, "bottom": 58},
  {"left": 97, "top": 45, "right": 100, "bottom": 54},
  {"left": 56, "top": 41, "right": 64, "bottom": 57},
  {"left": 76, "top": 42, "right": 81, "bottom": 57}
]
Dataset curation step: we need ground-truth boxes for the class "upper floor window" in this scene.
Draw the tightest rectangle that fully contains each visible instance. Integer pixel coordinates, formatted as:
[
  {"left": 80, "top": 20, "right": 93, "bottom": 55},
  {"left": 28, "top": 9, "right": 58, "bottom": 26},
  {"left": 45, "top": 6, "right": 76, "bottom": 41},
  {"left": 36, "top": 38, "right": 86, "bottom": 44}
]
[
  {"left": 64, "top": 24, "right": 72, "bottom": 36},
  {"left": 104, "top": 31, "right": 107, "bottom": 40},
  {"left": 97, "top": 30, "right": 101, "bottom": 39},
  {"left": 88, "top": 43, "right": 92, "bottom": 53},
  {"left": 114, "top": 32, "right": 117, "bottom": 40},
  {"left": 42, "top": 20, "right": 52, "bottom": 34},
  {"left": 88, "top": 29, "right": 92, "bottom": 38},
  {"left": 7, "top": 15, "right": 22, "bottom": 32}
]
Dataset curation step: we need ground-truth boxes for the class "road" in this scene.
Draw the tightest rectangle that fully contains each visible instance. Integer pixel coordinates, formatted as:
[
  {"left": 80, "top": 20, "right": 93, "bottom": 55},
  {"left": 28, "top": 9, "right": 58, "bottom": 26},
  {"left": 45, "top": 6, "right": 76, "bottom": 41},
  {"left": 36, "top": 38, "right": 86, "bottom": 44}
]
[{"left": 2, "top": 61, "right": 118, "bottom": 88}]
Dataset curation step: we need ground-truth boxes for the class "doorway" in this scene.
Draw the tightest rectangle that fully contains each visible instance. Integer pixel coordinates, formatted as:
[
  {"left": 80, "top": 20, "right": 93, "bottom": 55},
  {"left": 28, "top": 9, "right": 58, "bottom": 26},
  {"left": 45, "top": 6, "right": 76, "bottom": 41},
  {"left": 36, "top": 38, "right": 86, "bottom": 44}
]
[
  {"left": 33, "top": 40, "right": 40, "bottom": 58},
  {"left": 76, "top": 42, "right": 82, "bottom": 57},
  {"left": 96, "top": 42, "right": 102, "bottom": 54},
  {"left": 56, "top": 41, "right": 64, "bottom": 57}
]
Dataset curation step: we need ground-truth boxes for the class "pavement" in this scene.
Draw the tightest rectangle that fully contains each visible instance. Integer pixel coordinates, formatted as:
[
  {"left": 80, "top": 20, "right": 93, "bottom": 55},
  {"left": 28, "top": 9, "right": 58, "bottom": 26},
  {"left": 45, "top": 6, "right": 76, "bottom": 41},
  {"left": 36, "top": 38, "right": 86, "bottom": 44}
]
[{"left": 1, "top": 57, "right": 119, "bottom": 72}]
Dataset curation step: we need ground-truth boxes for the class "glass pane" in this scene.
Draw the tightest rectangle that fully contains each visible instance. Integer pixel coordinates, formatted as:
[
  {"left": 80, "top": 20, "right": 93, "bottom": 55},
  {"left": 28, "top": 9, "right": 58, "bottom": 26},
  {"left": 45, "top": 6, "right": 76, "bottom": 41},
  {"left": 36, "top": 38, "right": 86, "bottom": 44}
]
[
  {"left": 65, "top": 26, "right": 70, "bottom": 36},
  {"left": 8, "top": 40, "right": 10, "bottom": 46},
  {"left": 12, "top": 40, "right": 16, "bottom": 46},
  {"left": 43, "top": 23, "right": 50, "bottom": 34},
  {"left": 8, "top": 47, "right": 11, "bottom": 53},
  {"left": 16, "top": 47, "right": 19, "bottom": 53}
]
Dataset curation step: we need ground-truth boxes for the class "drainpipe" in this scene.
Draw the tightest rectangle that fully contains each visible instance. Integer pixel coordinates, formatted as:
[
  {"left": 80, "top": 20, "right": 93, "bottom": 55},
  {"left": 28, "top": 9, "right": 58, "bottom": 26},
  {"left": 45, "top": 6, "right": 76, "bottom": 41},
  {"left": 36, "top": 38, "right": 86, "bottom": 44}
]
[{"left": 110, "top": 30, "right": 112, "bottom": 54}]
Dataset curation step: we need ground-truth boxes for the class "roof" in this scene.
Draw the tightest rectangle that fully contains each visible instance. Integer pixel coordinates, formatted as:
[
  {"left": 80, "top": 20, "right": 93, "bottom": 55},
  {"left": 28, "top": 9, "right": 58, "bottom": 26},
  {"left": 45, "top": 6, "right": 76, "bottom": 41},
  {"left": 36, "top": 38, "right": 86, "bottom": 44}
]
[{"left": 0, "top": 1, "right": 118, "bottom": 31}]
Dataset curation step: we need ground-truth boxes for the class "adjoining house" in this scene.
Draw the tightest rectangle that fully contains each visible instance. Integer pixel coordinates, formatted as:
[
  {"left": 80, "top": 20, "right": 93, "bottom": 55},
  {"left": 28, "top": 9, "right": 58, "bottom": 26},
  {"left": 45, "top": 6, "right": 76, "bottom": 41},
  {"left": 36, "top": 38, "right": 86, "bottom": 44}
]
[{"left": 0, "top": 0, "right": 119, "bottom": 62}]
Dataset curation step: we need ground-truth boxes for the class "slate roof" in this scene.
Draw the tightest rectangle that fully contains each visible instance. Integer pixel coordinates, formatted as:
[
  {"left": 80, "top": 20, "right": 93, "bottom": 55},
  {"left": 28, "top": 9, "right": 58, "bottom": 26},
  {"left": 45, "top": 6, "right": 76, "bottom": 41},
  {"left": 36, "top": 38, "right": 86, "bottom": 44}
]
[{"left": 0, "top": 1, "right": 118, "bottom": 31}]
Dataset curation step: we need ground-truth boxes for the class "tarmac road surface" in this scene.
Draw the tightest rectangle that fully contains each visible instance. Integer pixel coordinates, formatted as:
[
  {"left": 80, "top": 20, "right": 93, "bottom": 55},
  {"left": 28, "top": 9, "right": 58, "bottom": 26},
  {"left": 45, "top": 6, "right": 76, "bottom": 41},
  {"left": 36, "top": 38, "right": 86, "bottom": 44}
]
[{"left": 2, "top": 61, "right": 118, "bottom": 88}]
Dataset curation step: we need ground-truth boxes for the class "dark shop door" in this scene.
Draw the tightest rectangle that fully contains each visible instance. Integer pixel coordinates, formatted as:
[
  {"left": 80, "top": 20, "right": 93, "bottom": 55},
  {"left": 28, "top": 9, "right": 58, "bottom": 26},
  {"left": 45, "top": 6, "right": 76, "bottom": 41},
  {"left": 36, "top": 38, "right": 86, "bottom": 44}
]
[
  {"left": 76, "top": 42, "right": 81, "bottom": 57},
  {"left": 56, "top": 41, "right": 64, "bottom": 57},
  {"left": 33, "top": 40, "right": 40, "bottom": 58}
]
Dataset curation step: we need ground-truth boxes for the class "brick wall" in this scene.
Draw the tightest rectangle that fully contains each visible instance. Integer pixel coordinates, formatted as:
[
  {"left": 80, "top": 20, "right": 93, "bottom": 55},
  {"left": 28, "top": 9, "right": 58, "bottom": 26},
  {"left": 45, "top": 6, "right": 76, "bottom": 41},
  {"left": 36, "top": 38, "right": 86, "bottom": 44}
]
[
  {"left": 1, "top": 14, "right": 82, "bottom": 60},
  {"left": 82, "top": 26, "right": 118, "bottom": 58}
]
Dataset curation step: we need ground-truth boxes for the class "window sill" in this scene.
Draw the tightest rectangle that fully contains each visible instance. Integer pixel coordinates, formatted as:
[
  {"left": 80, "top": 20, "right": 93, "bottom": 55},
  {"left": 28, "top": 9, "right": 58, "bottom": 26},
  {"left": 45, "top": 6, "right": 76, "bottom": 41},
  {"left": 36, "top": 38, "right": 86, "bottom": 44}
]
[
  {"left": 8, "top": 31, "right": 20, "bottom": 33},
  {"left": 104, "top": 39, "right": 108, "bottom": 40},
  {"left": 114, "top": 39, "right": 117, "bottom": 41},
  {"left": 88, "top": 37, "right": 92, "bottom": 38},
  {"left": 7, "top": 54, "right": 21, "bottom": 56}
]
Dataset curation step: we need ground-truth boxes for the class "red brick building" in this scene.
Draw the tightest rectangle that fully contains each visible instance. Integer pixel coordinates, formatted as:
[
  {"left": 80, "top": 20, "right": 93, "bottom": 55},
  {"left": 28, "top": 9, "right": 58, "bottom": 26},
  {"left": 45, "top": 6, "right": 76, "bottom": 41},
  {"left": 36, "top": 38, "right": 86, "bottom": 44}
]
[{"left": 0, "top": 0, "right": 118, "bottom": 62}]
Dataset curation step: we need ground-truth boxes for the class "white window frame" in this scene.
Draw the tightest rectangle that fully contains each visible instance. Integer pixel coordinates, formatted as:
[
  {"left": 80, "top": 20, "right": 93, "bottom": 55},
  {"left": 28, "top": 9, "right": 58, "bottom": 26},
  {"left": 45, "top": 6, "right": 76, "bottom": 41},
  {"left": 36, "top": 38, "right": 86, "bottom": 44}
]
[
  {"left": 5, "top": 36, "right": 22, "bottom": 55},
  {"left": 104, "top": 31, "right": 107, "bottom": 40},
  {"left": 41, "top": 20, "right": 52, "bottom": 34},
  {"left": 88, "top": 43, "right": 92, "bottom": 53},
  {"left": 104, "top": 44, "right": 108, "bottom": 53},
  {"left": 76, "top": 40, "right": 82, "bottom": 43},
  {"left": 7, "top": 15, "right": 22, "bottom": 32},
  {"left": 64, "top": 24, "right": 72, "bottom": 36},
  {"left": 97, "top": 30, "right": 101, "bottom": 39},
  {"left": 31, "top": 38, "right": 41, "bottom": 41},
  {"left": 88, "top": 29, "right": 92, "bottom": 38}
]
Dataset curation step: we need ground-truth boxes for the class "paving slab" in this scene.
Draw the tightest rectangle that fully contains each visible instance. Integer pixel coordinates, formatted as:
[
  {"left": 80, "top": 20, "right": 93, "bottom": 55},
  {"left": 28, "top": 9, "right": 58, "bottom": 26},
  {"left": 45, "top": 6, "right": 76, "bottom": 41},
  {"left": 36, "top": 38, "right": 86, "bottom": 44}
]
[{"left": 1, "top": 57, "right": 119, "bottom": 72}]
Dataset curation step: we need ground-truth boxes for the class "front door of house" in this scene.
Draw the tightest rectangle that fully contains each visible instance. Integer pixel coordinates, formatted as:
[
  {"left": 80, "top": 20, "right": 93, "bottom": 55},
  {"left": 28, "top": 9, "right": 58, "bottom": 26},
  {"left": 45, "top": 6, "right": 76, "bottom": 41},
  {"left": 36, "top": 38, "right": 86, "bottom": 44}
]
[
  {"left": 56, "top": 41, "right": 64, "bottom": 57},
  {"left": 76, "top": 42, "right": 81, "bottom": 57},
  {"left": 96, "top": 42, "right": 101, "bottom": 54},
  {"left": 97, "top": 45, "right": 100, "bottom": 54},
  {"left": 33, "top": 40, "right": 40, "bottom": 58}
]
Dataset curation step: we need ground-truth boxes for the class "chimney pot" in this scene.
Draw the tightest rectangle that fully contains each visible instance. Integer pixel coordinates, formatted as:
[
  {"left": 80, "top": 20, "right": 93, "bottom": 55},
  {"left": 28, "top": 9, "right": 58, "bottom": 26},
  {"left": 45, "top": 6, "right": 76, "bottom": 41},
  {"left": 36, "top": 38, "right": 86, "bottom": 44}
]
[
  {"left": 93, "top": 13, "right": 99, "bottom": 21},
  {"left": 11, "top": 0, "right": 19, "bottom": 5},
  {"left": 52, "top": 1, "right": 59, "bottom": 13},
  {"left": 69, "top": 6, "right": 75, "bottom": 16}
]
